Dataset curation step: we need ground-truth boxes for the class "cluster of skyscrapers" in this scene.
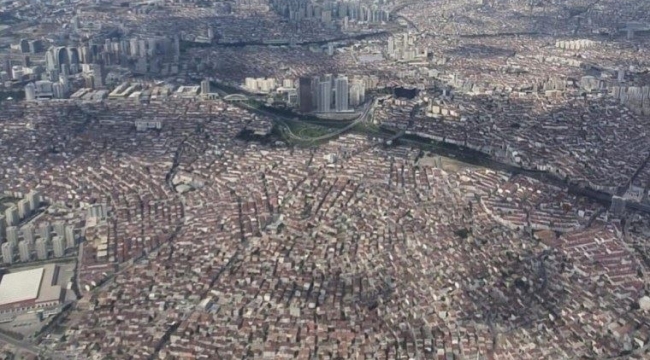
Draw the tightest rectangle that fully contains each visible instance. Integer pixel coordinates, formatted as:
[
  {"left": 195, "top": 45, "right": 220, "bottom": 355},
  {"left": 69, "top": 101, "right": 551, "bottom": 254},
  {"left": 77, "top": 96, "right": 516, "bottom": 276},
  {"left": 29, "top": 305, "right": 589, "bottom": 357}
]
[
  {"left": 22, "top": 33, "right": 183, "bottom": 100},
  {"left": 99, "top": 35, "right": 181, "bottom": 72},
  {"left": 271, "top": 0, "right": 390, "bottom": 24},
  {"left": 51, "top": 34, "right": 180, "bottom": 75},
  {"left": 0, "top": 191, "right": 77, "bottom": 265},
  {"left": 45, "top": 46, "right": 81, "bottom": 74},
  {"left": 1, "top": 221, "right": 75, "bottom": 264},
  {"left": 386, "top": 33, "right": 428, "bottom": 61},
  {"left": 298, "top": 75, "right": 366, "bottom": 113},
  {"left": 22, "top": 45, "right": 102, "bottom": 100},
  {"left": 11, "top": 38, "right": 45, "bottom": 55},
  {"left": 0, "top": 191, "right": 75, "bottom": 264}
]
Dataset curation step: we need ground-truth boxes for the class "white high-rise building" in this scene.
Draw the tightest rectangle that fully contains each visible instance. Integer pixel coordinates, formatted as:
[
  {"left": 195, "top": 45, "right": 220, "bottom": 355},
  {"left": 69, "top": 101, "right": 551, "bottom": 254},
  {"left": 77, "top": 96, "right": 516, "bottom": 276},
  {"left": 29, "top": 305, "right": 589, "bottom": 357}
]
[
  {"left": 27, "top": 190, "right": 41, "bottom": 211},
  {"left": 53, "top": 236, "right": 65, "bottom": 258},
  {"left": 40, "top": 222, "right": 51, "bottom": 242},
  {"left": 6, "top": 226, "right": 18, "bottom": 248},
  {"left": 18, "top": 240, "right": 31, "bottom": 262},
  {"left": 54, "top": 221, "right": 66, "bottom": 238},
  {"left": 349, "top": 81, "right": 366, "bottom": 107},
  {"left": 244, "top": 77, "right": 257, "bottom": 91},
  {"left": 130, "top": 38, "right": 140, "bottom": 57},
  {"left": 17, "top": 198, "right": 30, "bottom": 219},
  {"left": 201, "top": 79, "right": 210, "bottom": 95},
  {"left": 138, "top": 39, "right": 147, "bottom": 58},
  {"left": 335, "top": 76, "right": 349, "bottom": 112},
  {"left": 93, "top": 66, "right": 104, "bottom": 88},
  {"left": 65, "top": 225, "right": 75, "bottom": 249},
  {"left": 1, "top": 242, "right": 13, "bottom": 264},
  {"left": 52, "top": 82, "right": 65, "bottom": 99},
  {"left": 0, "top": 215, "right": 5, "bottom": 239},
  {"left": 87, "top": 204, "right": 107, "bottom": 220},
  {"left": 36, "top": 238, "right": 48, "bottom": 260},
  {"left": 22, "top": 224, "right": 35, "bottom": 244},
  {"left": 5, "top": 206, "right": 18, "bottom": 226},
  {"left": 72, "top": 16, "right": 80, "bottom": 30},
  {"left": 317, "top": 81, "right": 332, "bottom": 113},
  {"left": 387, "top": 37, "right": 395, "bottom": 56},
  {"left": 25, "top": 83, "right": 36, "bottom": 101},
  {"left": 327, "top": 42, "right": 334, "bottom": 56}
]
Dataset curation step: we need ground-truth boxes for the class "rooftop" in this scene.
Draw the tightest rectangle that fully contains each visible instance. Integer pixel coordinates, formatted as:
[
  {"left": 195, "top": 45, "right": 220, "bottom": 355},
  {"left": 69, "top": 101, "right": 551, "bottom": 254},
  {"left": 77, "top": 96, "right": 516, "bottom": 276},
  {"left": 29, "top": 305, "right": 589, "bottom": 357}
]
[{"left": 0, "top": 267, "right": 44, "bottom": 306}]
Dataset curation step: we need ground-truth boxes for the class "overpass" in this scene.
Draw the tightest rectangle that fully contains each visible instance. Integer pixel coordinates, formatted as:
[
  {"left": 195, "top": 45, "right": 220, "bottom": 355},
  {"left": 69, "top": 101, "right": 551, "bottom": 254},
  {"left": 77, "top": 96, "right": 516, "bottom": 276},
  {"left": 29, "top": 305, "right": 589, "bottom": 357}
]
[
  {"left": 385, "top": 130, "right": 406, "bottom": 144},
  {"left": 223, "top": 94, "right": 248, "bottom": 102}
]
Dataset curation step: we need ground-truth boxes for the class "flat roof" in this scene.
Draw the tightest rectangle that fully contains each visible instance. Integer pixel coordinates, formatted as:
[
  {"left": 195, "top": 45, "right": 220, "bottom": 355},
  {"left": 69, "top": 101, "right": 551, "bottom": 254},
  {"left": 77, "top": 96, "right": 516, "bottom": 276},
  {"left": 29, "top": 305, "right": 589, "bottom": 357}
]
[
  {"left": 0, "top": 268, "right": 44, "bottom": 306},
  {"left": 37, "top": 264, "right": 62, "bottom": 304}
]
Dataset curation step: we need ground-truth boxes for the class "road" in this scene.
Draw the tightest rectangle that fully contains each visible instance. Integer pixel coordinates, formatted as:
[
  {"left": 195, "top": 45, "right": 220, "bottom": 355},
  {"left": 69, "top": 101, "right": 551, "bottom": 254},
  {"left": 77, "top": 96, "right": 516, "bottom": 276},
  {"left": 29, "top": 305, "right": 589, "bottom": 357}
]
[
  {"left": 209, "top": 79, "right": 650, "bottom": 214},
  {"left": 0, "top": 332, "right": 40, "bottom": 355},
  {"left": 391, "top": 131, "right": 650, "bottom": 215},
  {"left": 213, "top": 80, "right": 377, "bottom": 143},
  {"left": 273, "top": 100, "right": 376, "bottom": 143}
]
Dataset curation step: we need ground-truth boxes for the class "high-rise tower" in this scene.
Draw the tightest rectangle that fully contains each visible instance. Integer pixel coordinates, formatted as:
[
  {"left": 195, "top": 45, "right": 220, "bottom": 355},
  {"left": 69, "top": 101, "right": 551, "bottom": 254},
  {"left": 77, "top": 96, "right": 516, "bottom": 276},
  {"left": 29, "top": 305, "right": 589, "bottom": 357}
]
[
  {"left": 335, "top": 76, "right": 349, "bottom": 112},
  {"left": 317, "top": 81, "right": 332, "bottom": 113},
  {"left": 298, "top": 77, "right": 313, "bottom": 112}
]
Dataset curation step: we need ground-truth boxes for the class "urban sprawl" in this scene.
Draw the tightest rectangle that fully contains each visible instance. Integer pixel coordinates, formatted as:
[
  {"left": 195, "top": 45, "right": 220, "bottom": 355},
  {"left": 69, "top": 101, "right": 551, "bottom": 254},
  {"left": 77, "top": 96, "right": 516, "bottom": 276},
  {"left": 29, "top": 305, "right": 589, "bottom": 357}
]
[{"left": 1, "top": 0, "right": 650, "bottom": 359}]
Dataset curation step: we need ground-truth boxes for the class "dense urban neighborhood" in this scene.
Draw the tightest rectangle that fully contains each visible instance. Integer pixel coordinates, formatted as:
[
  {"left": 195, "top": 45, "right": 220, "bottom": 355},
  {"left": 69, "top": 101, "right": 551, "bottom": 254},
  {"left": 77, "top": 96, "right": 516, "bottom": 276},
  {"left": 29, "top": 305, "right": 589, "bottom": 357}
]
[{"left": 1, "top": 0, "right": 650, "bottom": 359}]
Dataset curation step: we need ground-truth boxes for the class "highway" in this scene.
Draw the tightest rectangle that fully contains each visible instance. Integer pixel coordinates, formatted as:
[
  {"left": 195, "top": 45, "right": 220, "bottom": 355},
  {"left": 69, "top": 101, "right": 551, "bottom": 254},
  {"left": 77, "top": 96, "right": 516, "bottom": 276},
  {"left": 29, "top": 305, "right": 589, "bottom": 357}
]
[
  {"left": 206, "top": 80, "right": 650, "bottom": 214},
  {"left": 386, "top": 130, "right": 650, "bottom": 215},
  {"left": 211, "top": 79, "right": 377, "bottom": 143},
  {"left": 275, "top": 100, "right": 376, "bottom": 143},
  {"left": 0, "top": 332, "right": 40, "bottom": 355}
]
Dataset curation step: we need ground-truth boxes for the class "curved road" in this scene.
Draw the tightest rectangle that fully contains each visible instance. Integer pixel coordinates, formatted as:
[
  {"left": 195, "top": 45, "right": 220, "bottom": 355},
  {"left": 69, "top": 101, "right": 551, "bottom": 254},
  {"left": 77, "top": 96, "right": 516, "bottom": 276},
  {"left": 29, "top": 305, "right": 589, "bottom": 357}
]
[
  {"left": 231, "top": 97, "right": 377, "bottom": 143},
  {"left": 278, "top": 100, "right": 376, "bottom": 143}
]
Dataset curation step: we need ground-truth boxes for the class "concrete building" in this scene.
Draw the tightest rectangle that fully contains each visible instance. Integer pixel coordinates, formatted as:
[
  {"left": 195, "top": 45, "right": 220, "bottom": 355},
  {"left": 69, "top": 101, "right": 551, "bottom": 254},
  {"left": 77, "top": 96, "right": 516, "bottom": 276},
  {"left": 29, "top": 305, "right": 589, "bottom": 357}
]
[
  {"left": 201, "top": 79, "right": 210, "bottom": 96},
  {"left": 45, "top": 46, "right": 80, "bottom": 73},
  {"left": 65, "top": 225, "right": 75, "bottom": 249},
  {"left": 22, "top": 224, "right": 35, "bottom": 244},
  {"left": 53, "top": 82, "right": 66, "bottom": 99},
  {"left": 25, "top": 83, "right": 36, "bottom": 101},
  {"left": 0, "top": 265, "right": 64, "bottom": 319},
  {"left": 34, "top": 81, "right": 54, "bottom": 99},
  {"left": 311, "top": 76, "right": 320, "bottom": 111},
  {"left": 6, "top": 226, "right": 18, "bottom": 248},
  {"left": 87, "top": 204, "right": 107, "bottom": 220},
  {"left": 1, "top": 243, "right": 13, "bottom": 264},
  {"left": 53, "top": 236, "right": 65, "bottom": 258},
  {"left": 0, "top": 215, "right": 5, "bottom": 239},
  {"left": 54, "top": 221, "right": 65, "bottom": 238},
  {"left": 318, "top": 80, "right": 332, "bottom": 113},
  {"left": 610, "top": 195, "right": 626, "bottom": 215},
  {"left": 40, "top": 222, "right": 51, "bottom": 242},
  {"left": 5, "top": 206, "right": 18, "bottom": 226},
  {"left": 18, "top": 240, "right": 31, "bottom": 262},
  {"left": 93, "top": 65, "right": 104, "bottom": 88},
  {"left": 349, "top": 81, "right": 366, "bottom": 107},
  {"left": 17, "top": 198, "right": 30, "bottom": 219},
  {"left": 298, "top": 77, "right": 313, "bottom": 113},
  {"left": 36, "top": 238, "right": 48, "bottom": 260},
  {"left": 335, "top": 76, "right": 349, "bottom": 112}
]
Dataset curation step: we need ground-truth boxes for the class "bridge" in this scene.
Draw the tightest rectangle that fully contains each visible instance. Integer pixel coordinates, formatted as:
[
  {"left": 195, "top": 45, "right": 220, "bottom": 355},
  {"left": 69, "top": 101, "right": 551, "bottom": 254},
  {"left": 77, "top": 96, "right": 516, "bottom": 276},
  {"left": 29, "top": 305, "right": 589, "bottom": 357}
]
[
  {"left": 385, "top": 130, "right": 406, "bottom": 145},
  {"left": 223, "top": 94, "right": 249, "bottom": 102}
]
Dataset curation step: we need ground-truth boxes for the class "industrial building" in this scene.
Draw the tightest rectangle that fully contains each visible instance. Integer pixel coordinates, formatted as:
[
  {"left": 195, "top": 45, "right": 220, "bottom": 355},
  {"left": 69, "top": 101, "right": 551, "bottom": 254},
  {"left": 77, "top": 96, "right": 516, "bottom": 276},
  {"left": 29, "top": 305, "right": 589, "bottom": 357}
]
[{"left": 0, "top": 265, "right": 65, "bottom": 321}]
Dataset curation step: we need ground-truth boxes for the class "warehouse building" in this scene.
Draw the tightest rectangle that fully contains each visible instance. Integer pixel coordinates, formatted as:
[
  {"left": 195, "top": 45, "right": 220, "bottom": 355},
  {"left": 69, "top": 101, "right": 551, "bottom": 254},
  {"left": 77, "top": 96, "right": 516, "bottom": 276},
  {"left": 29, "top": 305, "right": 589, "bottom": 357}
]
[{"left": 0, "top": 265, "right": 64, "bottom": 322}]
